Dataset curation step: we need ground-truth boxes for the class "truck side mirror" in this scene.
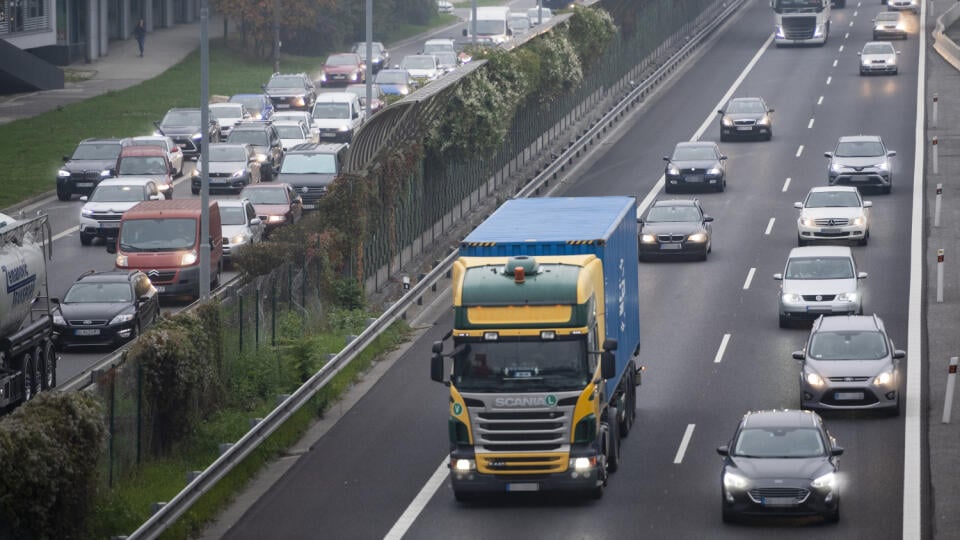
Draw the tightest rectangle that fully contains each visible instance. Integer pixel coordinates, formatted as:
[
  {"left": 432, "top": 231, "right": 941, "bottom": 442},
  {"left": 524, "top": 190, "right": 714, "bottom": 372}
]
[
  {"left": 601, "top": 351, "right": 616, "bottom": 380},
  {"left": 431, "top": 353, "right": 445, "bottom": 383},
  {"left": 602, "top": 338, "right": 618, "bottom": 352}
]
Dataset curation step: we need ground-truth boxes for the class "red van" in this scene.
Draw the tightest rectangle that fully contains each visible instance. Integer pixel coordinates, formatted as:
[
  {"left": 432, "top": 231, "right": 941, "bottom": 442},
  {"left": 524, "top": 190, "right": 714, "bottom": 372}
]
[
  {"left": 115, "top": 145, "right": 176, "bottom": 199},
  {"left": 110, "top": 200, "right": 223, "bottom": 298}
]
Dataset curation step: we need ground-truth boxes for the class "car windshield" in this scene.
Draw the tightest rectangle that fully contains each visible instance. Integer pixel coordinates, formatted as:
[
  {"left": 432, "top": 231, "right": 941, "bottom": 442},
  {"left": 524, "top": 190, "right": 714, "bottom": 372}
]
[
  {"left": 435, "top": 53, "right": 458, "bottom": 67},
  {"left": 646, "top": 205, "right": 701, "bottom": 222},
  {"left": 353, "top": 43, "right": 384, "bottom": 55},
  {"left": 64, "top": 282, "right": 132, "bottom": 303},
  {"left": 726, "top": 100, "right": 766, "bottom": 113},
  {"left": 209, "top": 106, "right": 243, "bottom": 120},
  {"left": 281, "top": 154, "right": 338, "bottom": 174},
  {"left": 809, "top": 330, "right": 889, "bottom": 360},
  {"left": 376, "top": 72, "right": 407, "bottom": 84},
  {"left": 805, "top": 191, "right": 861, "bottom": 208},
  {"left": 118, "top": 218, "right": 196, "bottom": 252},
  {"left": 785, "top": 257, "right": 855, "bottom": 279},
  {"left": 345, "top": 85, "right": 382, "bottom": 100},
  {"left": 162, "top": 110, "right": 200, "bottom": 126},
  {"left": 402, "top": 56, "right": 436, "bottom": 70},
  {"left": 326, "top": 54, "right": 358, "bottom": 66},
  {"left": 275, "top": 125, "right": 306, "bottom": 138},
  {"left": 734, "top": 427, "right": 825, "bottom": 458},
  {"left": 274, "top": 112, "right": 309, "bottom": 123},
  {"left": 228, "top": 131, "right": 269, "bottom": 146},
  {"left": 128, "top": 139, "right": 169, "bottom": 151},
  {"left": 312, "top": 103, "right": 350, "bottom": 119},
  {"left": 876, "top": 13, "right": 899, "bottom": 22},
  {"left": 510, "top": 16, "right": 530, "bottom": 30},
  {"left": 528, "top": 8, "right": 551, "bottom": 20},
  {"left": 672, "top": 146, "right": 716, "bottom": 161},
  {"left": 90, "top": 185, "right": 146, "bottom": 202},
  {"left": 242, "top": 188, "right": 288, "bottom": 205},
  {"left": 119, "top": 156, "right": 167, "bottom": 175},
  {"left": 863, "top": 43, "right": 894, "bottom": 54},
  {"left": 72, "top": 143, "right": 122, "bottom": 160},
  {"left": 451, "top": 339, "right": 592, "bottom": 392},
  {"left": 209, "top": 146, "right": 247, "bottom": 162},
  {"left": 220, "top": 206, "right": 248, "bottom": 226},
  {"left": 267, "top": 76, "right": 305, "bottom": 89},
  {"left": 835, "top": 140, "right": 885, "bottom": 157},
  {"left": 231, "top": 97, "right": 263, "bottom": 113},
  {"left": 423, "top": 43, "right": 454, "bottom": 54}
]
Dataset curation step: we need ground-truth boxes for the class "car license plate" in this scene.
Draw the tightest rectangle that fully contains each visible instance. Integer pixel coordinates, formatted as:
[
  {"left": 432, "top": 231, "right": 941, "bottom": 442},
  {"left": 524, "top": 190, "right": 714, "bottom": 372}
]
[
  {"left": 76, "top": 182, "right": 94, "bottom": 187},
  {"left": 210, "top": 177, "right": 228, "bottom": 183},
  {"left": 75, "top": 329, "right": 100, "bottom": 336},
  {"left": 320, "top": 132, "right": 337, "bottom": 138},
  {"left": 685, "top": 175, "right": 703, "bottom": 183},
  {"left": 835, "top": 392, "right": 864, "bottom": 401},
  {"left": 99, "top": 222, "right": 120, "bottom": 228},
  {"left": 302, "top": 203, "right": 316, "bottom": 210},
  {"left": 850, "top": 176, "right": 868, "bottom": 182},
  {"left": 277, "top": 104, "right": 290, "bottom": 109},
  {"left": 820, "top": 228, "right": 841, "bottom": 234},
  {"left": 762, "top": 497, "right": 796, "bottom": 507},
  {"left": 660, "top": 244, "right": 682, "bottom": 250},
  {"left": 155, "top": 286, "right": 165, "bottom": 293},
  {"left": 737, "top": 126, "right": 753, "bottom": 131},
  {"left": 506, "top": 483, "right": 539, "bottom": 492}
]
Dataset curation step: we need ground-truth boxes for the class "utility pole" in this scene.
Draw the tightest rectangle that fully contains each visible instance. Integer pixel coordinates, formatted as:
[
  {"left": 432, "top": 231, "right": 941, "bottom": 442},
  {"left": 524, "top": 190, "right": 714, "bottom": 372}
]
[
  {"left": 199, "top": 0, "right": 210, "bottom": 300},
  {"left": 365, "top": 0, "right": 372, "bottom": 118},
  {"left": 471, "top": 0, "right": 477, "bottom": 46},
  {"left": 273, "top": 0, "right": 280, "bottom": 73}
]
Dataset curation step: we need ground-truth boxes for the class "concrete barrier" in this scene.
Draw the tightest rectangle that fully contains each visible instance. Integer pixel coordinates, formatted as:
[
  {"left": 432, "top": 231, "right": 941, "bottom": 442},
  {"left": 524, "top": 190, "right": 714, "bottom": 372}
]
[{"left": 933, "top": 1, "right": 960, "bottom": 72}]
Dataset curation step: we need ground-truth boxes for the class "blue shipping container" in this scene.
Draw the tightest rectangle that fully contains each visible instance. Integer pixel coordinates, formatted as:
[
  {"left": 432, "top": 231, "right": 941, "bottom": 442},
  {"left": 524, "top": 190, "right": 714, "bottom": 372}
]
[{"left": 460, "top": 196, "right": 640, "bottom": 400}]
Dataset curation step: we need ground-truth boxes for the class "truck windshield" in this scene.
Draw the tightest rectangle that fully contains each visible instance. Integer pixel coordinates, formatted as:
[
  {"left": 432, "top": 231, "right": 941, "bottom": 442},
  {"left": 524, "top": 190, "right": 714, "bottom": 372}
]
[
  {"left": 772, "top": 0, "right": 823, "bottom": 13},
  {"left": 119, "top": 156, "right": 167, "bottom": 175},
  {"left": 119, "top": 218, "right": 196, "bottom": 252},
  {"left": 452, "top": 338, "right": 591, "bottom": 392},
  {"left": 473, "top": 20, "right": 506, "bottom": 36}
]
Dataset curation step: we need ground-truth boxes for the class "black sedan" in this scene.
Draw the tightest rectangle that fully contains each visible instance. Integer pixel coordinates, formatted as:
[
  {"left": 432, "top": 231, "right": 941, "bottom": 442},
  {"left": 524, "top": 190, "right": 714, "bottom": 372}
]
[
  {"left": 638, "top": 198, "right": 713, "bottom": 261},
  {"left": 717, "top": 97, "right": 773, "bottom": 141},
  {"left": 663, "top": 142, "right": 727, "bottom": 193},
  {"left": 51, "top": 270, "right": 160, "bottom": 350},
  {"left": 717, "top": 410, "right": 843, "bottom": 524}
]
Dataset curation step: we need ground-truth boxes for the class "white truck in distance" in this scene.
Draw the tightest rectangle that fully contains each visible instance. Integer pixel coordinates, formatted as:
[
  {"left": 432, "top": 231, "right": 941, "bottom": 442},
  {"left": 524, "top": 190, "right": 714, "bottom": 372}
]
[
  {"left": 771, "top": 0, "right": 831, "bottom": 47},
  {"left": 462, "top": 6, "right": 512, "bottom": 45}
]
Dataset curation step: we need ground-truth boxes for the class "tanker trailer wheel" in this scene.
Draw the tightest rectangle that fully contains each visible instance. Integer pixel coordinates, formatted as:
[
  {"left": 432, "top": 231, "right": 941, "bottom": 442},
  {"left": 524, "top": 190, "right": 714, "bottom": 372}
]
[
  {"left": 22, "top": 351, "right": 39, "bottom": 401},
  {"left": 39, "top": 341, "right": 57, "bottom": 390}
]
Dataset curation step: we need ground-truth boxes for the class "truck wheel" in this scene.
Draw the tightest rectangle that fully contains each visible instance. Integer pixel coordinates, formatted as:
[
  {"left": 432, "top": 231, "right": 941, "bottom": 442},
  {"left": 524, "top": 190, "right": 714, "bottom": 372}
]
[
  {"left": 606, "top": 407, "right": 621, "bottom": 473},
  {"left": 40, "top": 340, "right": 57, "bottom": 390},
  {"left": 22, "top": 352, "right": 39, "bottom": 401},
  {"left": 619, "top": 376, "right": 635, "bottom": 437},
  {"left": 589, "top": 484, "right": 604, "bottom": 500}
]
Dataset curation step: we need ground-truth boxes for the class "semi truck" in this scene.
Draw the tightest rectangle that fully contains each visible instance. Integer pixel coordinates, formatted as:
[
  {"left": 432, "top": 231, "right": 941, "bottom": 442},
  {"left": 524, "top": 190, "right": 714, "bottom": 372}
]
[
  {"left": 771, "top": 0, "right": 831, "bottom": 46},
  {"left": 0, "top": 212, "right": 57, "bottom": 409},
  {"left": 430, "top": 196, "right": 642, "bottom": 500}
]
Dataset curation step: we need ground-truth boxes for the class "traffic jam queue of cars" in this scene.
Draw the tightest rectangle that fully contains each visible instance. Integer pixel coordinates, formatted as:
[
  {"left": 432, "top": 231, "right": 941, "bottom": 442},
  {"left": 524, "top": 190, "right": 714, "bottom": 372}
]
[
  {"left": 54, "top": 35, "right": 470, "bottom": 352},
  {"left": 632, "top": 5, "right": 914, "bottom": 525}
]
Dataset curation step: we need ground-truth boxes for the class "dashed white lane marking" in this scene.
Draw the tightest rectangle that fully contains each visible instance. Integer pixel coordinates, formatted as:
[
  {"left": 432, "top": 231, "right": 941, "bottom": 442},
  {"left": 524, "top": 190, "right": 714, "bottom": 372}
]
[
  {"left": 808, "top": 118, "right": 815, "bottom": 129},
  {"left": 845, "top": 32, "right": 850, "bottom": 39},
  {"left": 849, "top": 20, "right": 854, "bottom": 27},
  {"left": 839, "top": 44, "right": 844, "bottom": 52},
  {"left": 826, "top": 76, "right": 832, "bottom": 85},
  {"left": 674, "top": 424, "right": 696, "bottom": 464},
  {"left": 714, "top": 333, "right": 731, "bottom": 364},
  {"left": 796, "top": 145, "right": 804, "bottom": 158},
  {"left": 853, "top": 10, "right": 858, "bottom": 17},
  {"left": 817, "top": 96, "right": 824, "bottom": 105},
  {"left": 833, "top": 59, "right": 838, "bottom": 67},
  {"left": 782, "top": 177, "right": 792, "bottom": 192},
  {"left": 764, "top": 218, "right": 775, "bottom": 235},
  {"left": 383, "top": 460, "right": 449, "bottom": 540},
  {"left": 743, "top": 267, "right": 757, "bottom": 290}
]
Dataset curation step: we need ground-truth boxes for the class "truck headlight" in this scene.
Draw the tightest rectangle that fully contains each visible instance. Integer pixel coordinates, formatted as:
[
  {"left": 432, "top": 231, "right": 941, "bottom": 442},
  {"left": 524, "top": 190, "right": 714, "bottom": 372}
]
[
  {"left": 116, "top": 254, "right": 128, "bottom": 267},
  {"left": 180, "top": 251, "right": 198, "bottom": 266},
  {"left": 775, "top": 25, "right": 785, "bottom": 38},
  {"left": 723, "top": 472, "right": 749, "bottom": 491},
  {"left": 110, "top": 313, "right": 135, "bottom": 325},
  {"left": 806, "top": 372, "right": 825, "bottom": 387},
  {"left": 873, "top": 371, "right": 894, "bottom": 386},
  {"left": 452, "top": 459, "right": 476, "bottom": 471},
  {"left": 687, "top": 233, "right": 708, "bottom": 243},
  {"left": 811, "top": 472, "right": 836, "bottom": 489},
  {"left": 641, "top": 234, "right": 657, "bottom": 244},
  {"left": 58, "top": 169, "right": 71, "bottom": 178},
  {"left": 570, "top": 457, "right": 596, "bottom": 472}
]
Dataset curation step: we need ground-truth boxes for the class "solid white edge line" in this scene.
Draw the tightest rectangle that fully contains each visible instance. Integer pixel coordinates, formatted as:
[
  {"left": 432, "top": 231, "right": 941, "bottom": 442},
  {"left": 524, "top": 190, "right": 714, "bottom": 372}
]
[
  {"left": 808, "top": 118, "right": 815, "bottom": 129},
  {"left": 782, "top": 177, "right": 792, "bottom": 192},
  {"left": 903, "top": 0, "right": 926, "bottom": 537},
  {"left": 383, "top": 460, "right": 449, "bottom": 540},
  {"left": 796, "top": 145, "right": 804, "bottom": 158},
  {"left": 637, "top": 33, "right": 775, "bottom": 216},
  {"left": 743, "top": 267, "right": 756, "bottom": 290},
  {"left": 764, "top": 217, "right": 775, "bottom": 235},
  {"left": 713, "top": 333, "right": 731, "bottom": 364},
  {"left": 673, "top": 424, "right": 696, "bottom": 464}
]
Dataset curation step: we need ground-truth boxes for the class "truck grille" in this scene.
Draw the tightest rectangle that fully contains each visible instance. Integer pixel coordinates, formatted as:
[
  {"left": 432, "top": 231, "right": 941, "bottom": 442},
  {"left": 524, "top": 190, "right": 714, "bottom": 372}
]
[
  {"left": 472, "top": 409, "right": 569, "bottom": 452},
  {"left": 782, "top": 16, "right": 816, "bottom": 40},
  {"left": 476, "top": 453, "right": 568, "bottom": 474}
]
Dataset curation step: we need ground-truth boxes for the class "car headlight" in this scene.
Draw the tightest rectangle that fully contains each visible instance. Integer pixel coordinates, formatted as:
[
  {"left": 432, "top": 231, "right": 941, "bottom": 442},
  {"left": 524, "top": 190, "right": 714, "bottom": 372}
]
[
  {"left": 806, "top": 372, "right": 826, "bottom": 387},
  {"left": 253, "top": 112, "right": 263, "bottom": 120},
  {"left": 180, "top": 251, "right": 198, "bottom": 266},
  {"left": 319, "top": 72, "right": 327, "bottom": 82},
  {"left": 58, "top": 169, "right": 71, "bottom": 178},
  {"left": 641, "top": 234, "right": 657, "bottom": 244},
  {"left": 800, "top": 216, "right": 816, "bottom": 227},
  {"left": 687, "top": 233, "right": 708, "bottom": 243},
  {"left": 757, "top": 115, "right": 770, "bottom": 126},
  {"left": 191, "top": 168, "right": 200, "bottom": 177},
  {"left": 351, "top": 71, "right": 359, "bottom": 81},
  {"left": 231, "top": 233, "right": 249, "bottom": 245},
  {"left": 811, "top": 472, "right": 836, "bottom": 490},
  {"left": 101, "top": 170, "right": 113, "bottom": 178},
  {"left": 255, "top": 153, "right": 268, "bottom": 162},
  {"left": 52, "top": 314, "right": 66, "bottom": 326},
  {"left": 153, "top": 130, "right": 162, "bottom": 136},
  {"left": 268, "top": 215, "right": 286, "bottom": 223},
  {"left": 338, "top": 124, "right": 351, "bottom": 132},
  {"left": 877, "top": 162, "right": 890, "bottom": 171},
  {"left": 851, "top": 216, "right": 866, "bottom": 227},
  {"left": 723, "top": 472, "right": 749, "bottom": 491},
  {"left": 873, "top": 371, "right": 894, "bottom": 386},
  {"left": 110, "top": 313, "right": 135, "bottom": 325},
  {"left": 81, "top": 208, "right": 94, "bottom": 217},
  {"left": 721, "top": 116, "right": 733, "bottom": 127},
  {"left": 293, "top": 96, "right": 305, "bottom": 107},
  {"left": 707, "top": 167, "right": 722, "bottom": 176},
  {"left": 232, "top": 169, "right": 246, "bottom": 178},
  {"left": 400, "top": 87, "right": 409, "bottom": 95},
  {"left": 191, "top": 132, "right": 203, "bottom": 140},
  {"left": 666, "top": 165, "right": 680, "bottom": 175},
  {"left": 835, "top": 292, "right": 858, "bottom": 302},
  {"left": 116, "top": 254, "right": 128, "bottom": 267},
  {"left": 830, "top": 163, "right": 844, "bottom": 173},
  {"left": 782, "top": 293, "right": 803, "bottom": 304}
]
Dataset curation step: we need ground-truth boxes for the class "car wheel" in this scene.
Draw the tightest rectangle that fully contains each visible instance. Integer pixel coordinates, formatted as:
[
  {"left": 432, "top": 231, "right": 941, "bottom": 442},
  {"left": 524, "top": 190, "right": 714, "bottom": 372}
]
[
  {"left": 131, "top": 323, "right": 140, "bottom": 342},
  {"left": 892, "top": 68, "right": 898, "bottom": 75},
  {"left": 56, "top": 185, "right": 71, "bottom": 201},
  {"left": 720, "top": 132, "right": 727, "bottom": 143},
  {"left": 165, "top": 189, "right": 173, "bottom": 200},
  {"left": 716, "top": 178, "right": 725, "bottom": 193},
  {"left": 722, "top": 503, "right": 737, "bottom": 523},
  {"left": 797, "top": 235, "right": 806, "bottom": 247},
  {"left": 707, "top": 239, "right": 713, "bottom": 254},
  {"left": 883, "top": 183, "right": 892, "bottom": 195},
  {"left": 765, "top": 130, "right": 772, "bottom": 141},
  {"left": 191, "top": 187, "right": 199, "bottom": 195},
  {"left": 779, "top": 314, "right": 790, "bottom": 329},
  {"left": 825, "top": 502, "right": 840, "bottom": 524},
  {"left": 873, "top": 32, "right": 879, "bottom": 40},
  {"left": 699, "top": 248, "right": 708, "bottom": 262},
  {"left": 664, "top": 184, "right": 674, "bottom": 194},
  {"left": 79, "top": 232, "right": 93, "bottom": 246},
  {"left": 860, "top": 68, "right": 866, "bottom": 76},
  {"left": 859, "top": 232, "right": 869, "bottom": 246}
]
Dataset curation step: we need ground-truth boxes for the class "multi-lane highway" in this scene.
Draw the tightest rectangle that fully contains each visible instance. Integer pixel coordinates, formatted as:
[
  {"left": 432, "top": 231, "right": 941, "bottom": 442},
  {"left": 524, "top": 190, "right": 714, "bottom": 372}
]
[{"left": 218, "top": 1, "right": 923, "bottom": 538}]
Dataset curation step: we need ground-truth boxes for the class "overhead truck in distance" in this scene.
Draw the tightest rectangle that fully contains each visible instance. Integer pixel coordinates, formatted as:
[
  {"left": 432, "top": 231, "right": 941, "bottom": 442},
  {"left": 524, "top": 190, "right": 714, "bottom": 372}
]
[
  {"left": 771, "top": 0, "right": 831, "bottom": 46},
  {"left": 0, "top": 213, "right": 57, "bottom": 409},
  {"left": 431, "top": 196, "right": 642, "bottom": 500}
]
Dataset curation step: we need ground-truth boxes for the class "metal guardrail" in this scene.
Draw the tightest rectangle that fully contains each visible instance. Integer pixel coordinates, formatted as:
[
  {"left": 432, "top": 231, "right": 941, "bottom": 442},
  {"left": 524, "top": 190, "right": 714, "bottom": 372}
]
[
  {"left": 127, "top": 1, "right": 746, "bottom": 536},
  {"left": 933, "top": 1, "right": 960, "bottom": 72}
]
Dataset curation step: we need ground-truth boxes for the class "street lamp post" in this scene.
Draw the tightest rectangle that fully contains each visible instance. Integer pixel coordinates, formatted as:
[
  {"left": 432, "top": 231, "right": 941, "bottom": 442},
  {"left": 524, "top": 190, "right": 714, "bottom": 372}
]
[{"left": 199, "top": 0, "right": 211, "bottom": 300}]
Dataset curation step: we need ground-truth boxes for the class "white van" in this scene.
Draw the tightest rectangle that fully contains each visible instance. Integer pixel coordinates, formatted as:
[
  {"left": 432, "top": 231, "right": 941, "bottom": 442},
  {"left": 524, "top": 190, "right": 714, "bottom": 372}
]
[
  {"left": 311, "top": 92, "right": 365, "bottom": 143},
  {"left": 462, "top": 6, "right": 512, "bottom": 45}
]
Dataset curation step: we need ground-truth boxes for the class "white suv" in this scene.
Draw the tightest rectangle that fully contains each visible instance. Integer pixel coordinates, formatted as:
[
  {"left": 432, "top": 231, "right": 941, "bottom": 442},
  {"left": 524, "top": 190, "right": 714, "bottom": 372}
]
[{"left": 795, "top": 186, "right": 871, "bottom": 246}]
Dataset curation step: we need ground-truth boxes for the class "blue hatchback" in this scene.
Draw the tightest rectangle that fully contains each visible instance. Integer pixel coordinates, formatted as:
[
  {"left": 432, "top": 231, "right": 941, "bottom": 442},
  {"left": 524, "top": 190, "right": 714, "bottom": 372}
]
[{"left": 229, "top": 94, "right": 274, "bottom": 121}]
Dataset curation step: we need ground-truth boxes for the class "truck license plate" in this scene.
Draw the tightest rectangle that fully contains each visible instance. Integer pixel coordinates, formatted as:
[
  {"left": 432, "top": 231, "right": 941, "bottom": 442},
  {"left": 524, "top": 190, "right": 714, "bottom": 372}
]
[
  {"left": 75, "top": 329, "right": 101, "bottom": 336},
  {"left": 506, "top": 483, "right": 539, "bottom": 492}
]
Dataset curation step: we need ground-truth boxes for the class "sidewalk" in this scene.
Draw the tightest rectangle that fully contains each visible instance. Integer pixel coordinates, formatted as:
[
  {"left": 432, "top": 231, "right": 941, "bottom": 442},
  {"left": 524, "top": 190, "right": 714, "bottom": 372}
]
[{"left": 0, "top": 18, "right": 225, "bottom": 126}]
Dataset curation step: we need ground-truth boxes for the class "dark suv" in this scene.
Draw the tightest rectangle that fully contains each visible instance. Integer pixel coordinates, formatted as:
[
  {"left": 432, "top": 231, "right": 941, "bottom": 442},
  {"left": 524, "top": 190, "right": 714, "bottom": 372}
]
[
  {"left": 276, "top": 143, "right": 347, "bottom": 210},
  {"left": 51, "top": 270, "right": 160, "bottom": 350},
  {"left": 57, "top": 138, "right": 127, "bottom": 201},
  {"left": 263, "top": 72, "right": 317, "bottom": 111},
  {"left": 154, "top": 108, "right": 221, "bottom": 159},
  {"left": 226, "top": 121, "right": 284, "bottom": 182}
]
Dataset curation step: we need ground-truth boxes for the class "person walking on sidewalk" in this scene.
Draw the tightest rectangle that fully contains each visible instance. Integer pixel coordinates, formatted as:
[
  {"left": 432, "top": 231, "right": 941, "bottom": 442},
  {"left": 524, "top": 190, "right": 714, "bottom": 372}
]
[{"left": 134, "top": 19, "right": 146, "bottom": 57}]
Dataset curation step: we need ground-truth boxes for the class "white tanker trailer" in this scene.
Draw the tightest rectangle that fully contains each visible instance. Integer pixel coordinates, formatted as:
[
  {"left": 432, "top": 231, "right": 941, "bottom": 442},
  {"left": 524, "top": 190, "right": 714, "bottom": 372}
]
[{"left": 0, "top": 212, "right": 56, "bottom": 409}]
